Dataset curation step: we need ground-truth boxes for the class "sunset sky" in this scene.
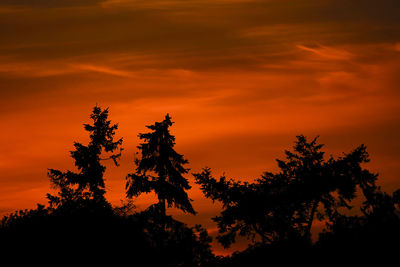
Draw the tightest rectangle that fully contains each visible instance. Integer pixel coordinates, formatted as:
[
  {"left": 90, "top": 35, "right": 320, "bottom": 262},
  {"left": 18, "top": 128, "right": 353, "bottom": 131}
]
[{"left": 1, "top": 0, "right": 400, "bottom": 254}]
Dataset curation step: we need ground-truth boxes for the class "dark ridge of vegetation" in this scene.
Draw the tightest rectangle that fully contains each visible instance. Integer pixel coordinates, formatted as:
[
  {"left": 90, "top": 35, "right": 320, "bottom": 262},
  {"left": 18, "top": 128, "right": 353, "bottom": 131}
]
[{"left": 1, "top": 105, "right": 399, "bottom": 265}]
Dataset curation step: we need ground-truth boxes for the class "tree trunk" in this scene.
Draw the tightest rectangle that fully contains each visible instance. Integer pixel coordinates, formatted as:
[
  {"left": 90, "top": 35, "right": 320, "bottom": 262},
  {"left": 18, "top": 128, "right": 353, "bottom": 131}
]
[
  {"left": 305, "top": 200, "right": 318, "bottom": 240},
  {"left": 160, "top": 198, "right": 166, "bottom": 218},
  {"left": 158, "top": 197, "right": 167, "bottom": 240}
]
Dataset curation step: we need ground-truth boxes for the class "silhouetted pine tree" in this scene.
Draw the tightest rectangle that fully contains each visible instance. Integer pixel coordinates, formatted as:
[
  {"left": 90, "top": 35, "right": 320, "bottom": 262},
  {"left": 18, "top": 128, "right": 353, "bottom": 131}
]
[
  {"left": 126, "top": 114, "right": 195, "bottom": 217},
  {"left": 47, "top": 105, "right": 123, "bottom": 209}
]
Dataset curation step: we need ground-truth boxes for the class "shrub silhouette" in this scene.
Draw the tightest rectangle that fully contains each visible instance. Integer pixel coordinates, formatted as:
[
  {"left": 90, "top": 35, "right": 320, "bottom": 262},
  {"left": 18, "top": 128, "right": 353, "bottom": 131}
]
[{"left": 317, "top": 188, "right": 400, "bottom": 254}]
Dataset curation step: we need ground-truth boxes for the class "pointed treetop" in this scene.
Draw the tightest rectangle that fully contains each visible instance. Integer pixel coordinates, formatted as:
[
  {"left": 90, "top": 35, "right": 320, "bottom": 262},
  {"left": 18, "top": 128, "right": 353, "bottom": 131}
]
[
  {"left": 126, "top": 113, "right": 195, "bottom": 215},
  {"left": 47, "top": 105, "right": 123, "bottom": 208}
]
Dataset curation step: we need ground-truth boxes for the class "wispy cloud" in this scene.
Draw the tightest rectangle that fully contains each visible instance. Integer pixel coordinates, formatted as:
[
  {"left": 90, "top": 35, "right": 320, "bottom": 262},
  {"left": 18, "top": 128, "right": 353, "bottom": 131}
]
[
  {"left": 0, "top": 0, "right": 104, "bottom": 9},
  {"left": 72, "top": 63, "right": 134, "bottom": 77},
  {"left": 0, "top": 58, "right": 136, "bottom": 78},
  {"left": 296, "top": 44, "right": 353, "bottom": 61},
  {"left": 101, "top": 0, "right": 256, "bottom": 9}
]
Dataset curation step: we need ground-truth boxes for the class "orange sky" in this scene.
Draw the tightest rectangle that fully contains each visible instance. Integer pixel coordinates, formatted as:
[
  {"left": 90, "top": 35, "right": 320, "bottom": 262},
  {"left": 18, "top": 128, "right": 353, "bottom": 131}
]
[{"left": 0, "top": 0, "right": 400, "bottom": 255}]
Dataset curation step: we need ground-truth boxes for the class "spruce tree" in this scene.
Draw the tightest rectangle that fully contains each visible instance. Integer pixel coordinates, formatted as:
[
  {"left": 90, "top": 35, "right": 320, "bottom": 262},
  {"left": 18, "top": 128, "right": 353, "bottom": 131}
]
[
  {"left": 126, "top": 114, "right": 195, "bottom": 217},
  {"left": 47, "top": 105, "right": 123, "bottom": 209}
]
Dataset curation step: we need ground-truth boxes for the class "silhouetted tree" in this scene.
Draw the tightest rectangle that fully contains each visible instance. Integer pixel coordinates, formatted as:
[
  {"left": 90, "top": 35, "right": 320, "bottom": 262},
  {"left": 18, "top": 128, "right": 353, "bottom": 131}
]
[
  {"left": 1, "top": 108, "right": 220, "bottom": 266},
  {"left": 194, "top": 135, "right": 378, "bottom": 248},
  {"left": 125, "top": 114, "right": 195, "bottom": 217},
  {"left": 317, "top": 187, "right": 400, "bottom": 254},
  {"left": 0, "top": 107, "right": 155, "bottom": 262},
  {"left": 47, "top": 105, "right": 123, "bottom": 209}
]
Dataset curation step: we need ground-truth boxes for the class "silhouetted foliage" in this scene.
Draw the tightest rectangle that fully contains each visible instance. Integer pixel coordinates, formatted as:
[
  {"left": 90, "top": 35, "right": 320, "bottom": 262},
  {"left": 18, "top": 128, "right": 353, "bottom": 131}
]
[
  {"left": 47, "top": 105, "right": 123, "bottom": 209},
  {"left": 0, "top": 202, "right": 156, "bottom": 263},
  {"left": 134, "top": 206, "right": 217, "bottom": 266},
  {"left": 317, "top": 187, "right": 400, "bottom": 254},
  {"left": 126, "top": 114, "right": 195, "bottom": 216},
  {"left": 0, "top": 201, "right": 215, "bottom": 266},
  {"left": 2, "top": 107, "right": 400, "bottom": 265},
  {"left": 0, "top": 108, "right": 214, "bottom": 266},
  {"left": 194, "top": 135, "right": 380, "bottom": 248}
]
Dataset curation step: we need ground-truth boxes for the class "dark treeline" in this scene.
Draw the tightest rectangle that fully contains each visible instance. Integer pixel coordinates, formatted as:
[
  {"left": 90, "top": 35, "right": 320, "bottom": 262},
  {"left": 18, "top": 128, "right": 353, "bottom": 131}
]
[{"left": 1, "top": 106, "right": 399, "bottom": 265}]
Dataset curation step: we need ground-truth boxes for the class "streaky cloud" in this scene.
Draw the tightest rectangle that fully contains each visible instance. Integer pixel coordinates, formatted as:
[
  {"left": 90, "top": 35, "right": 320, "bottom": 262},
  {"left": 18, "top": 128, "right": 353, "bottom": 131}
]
[{"left": 0, "top": 0, "right": 104, "bottom": 8}]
